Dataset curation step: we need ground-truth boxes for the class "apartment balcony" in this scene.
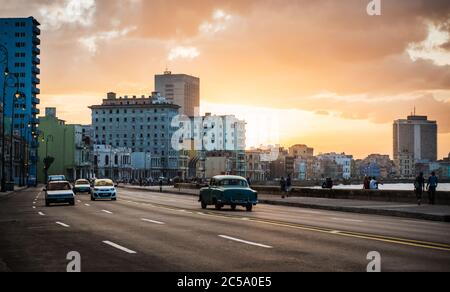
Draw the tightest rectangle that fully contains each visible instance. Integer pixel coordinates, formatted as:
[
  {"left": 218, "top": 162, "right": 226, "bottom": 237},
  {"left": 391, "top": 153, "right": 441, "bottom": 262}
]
[
  {"left": 32, "top": 97, "right": 40, "bottom": 105},
  {"left": 33, "top": 26, "right": 41, "bottom": 36},
  {"left": 33, "top": 36, "right": 41, "bottom": 45},
  {"left": 32, "top": 66, "right": 40, "bottom": 75},
  {"left": 33, "top": 46, "right": 40, "bottom": 55},
  {"left": 32, "top": 87, "right": 40, "bottom": 95},
  {"left": 30, "top": 117, "right": 39, "bottom": 125},
  {"left": 32, "top": 56, "right": 40, "bottom": 65},
  {"left": 32, "top": 76, "right": 40, "bottom": 85},
  {"left": 32, "top": 107, "right": 40, "bottom": 115}
]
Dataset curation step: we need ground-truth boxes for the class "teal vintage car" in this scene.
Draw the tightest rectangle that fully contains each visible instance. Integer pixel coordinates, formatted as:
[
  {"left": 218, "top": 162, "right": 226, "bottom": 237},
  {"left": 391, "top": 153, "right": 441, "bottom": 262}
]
[{"left": 199, "top": 175, "right": 258, "bottom": 211}]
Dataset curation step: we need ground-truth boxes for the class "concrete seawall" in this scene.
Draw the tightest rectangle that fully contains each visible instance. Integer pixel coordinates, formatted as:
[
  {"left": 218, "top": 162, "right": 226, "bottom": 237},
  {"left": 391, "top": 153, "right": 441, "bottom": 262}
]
[
  {"left": 174, "top": 183, "right": 450, "bottom": 205},
  {"left": 251, "top": 186, "right": 450, "bottom": 205}
]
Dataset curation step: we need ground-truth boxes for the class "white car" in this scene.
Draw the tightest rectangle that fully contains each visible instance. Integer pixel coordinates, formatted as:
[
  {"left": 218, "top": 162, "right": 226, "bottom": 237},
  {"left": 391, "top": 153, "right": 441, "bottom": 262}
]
[
  {"left": 91, "top": 179, "right": 117, "bottom": 201},
  {"left": 45, "top": 181, "right": 75, "bottom": 206}
]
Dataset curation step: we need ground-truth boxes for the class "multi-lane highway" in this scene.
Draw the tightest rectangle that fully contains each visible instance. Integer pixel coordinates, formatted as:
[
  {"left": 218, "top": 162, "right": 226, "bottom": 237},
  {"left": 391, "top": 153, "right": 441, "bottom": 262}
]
[{"left": 0, "top": 187, "right": 449, "bottom": 272}]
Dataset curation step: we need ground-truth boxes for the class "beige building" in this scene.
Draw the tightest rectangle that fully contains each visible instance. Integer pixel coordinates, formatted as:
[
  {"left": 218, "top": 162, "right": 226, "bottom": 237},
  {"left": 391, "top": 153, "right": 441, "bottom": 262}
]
[{"left": 155, "top": 71, "right": 200, "bottom": 117}]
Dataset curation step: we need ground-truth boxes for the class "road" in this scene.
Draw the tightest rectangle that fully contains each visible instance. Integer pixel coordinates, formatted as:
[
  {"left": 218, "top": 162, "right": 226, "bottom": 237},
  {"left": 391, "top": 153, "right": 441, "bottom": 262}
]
[{"left": 0, "top": 187, "right": 450, "bottom": 272}]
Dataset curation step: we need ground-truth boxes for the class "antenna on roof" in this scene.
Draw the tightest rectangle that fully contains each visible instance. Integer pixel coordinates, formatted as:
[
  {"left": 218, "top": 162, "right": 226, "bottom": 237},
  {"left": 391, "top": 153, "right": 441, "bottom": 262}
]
[{"left": 164, "top": 65, "right": 171, "bottom": 75}]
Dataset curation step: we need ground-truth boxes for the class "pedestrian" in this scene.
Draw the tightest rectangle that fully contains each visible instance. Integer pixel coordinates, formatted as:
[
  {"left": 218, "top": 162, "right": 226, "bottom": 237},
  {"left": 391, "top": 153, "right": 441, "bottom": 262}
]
[
  {"left": 427, "top": 171, "right": 438, "bottom": 205},
  {"left": 246, "top": 177, "right": 252, "bottom": 187},
  {"left": 280, "top": 177, "right": 286, "bottom": 199},
  {"left": 286, "top": 175, "right": 292, "bottom": 197},
  {"left": 159, "top": 179, "right": 163, "bottom": 193},
  {"left": 369, "top": 177, "right": 378, "bottom": 190},
  {"left": 414, "top": 172, "right": 425, "bottom": 206},
  {"left": 363, "top": 176, "right": 370, "bottom": 190}
]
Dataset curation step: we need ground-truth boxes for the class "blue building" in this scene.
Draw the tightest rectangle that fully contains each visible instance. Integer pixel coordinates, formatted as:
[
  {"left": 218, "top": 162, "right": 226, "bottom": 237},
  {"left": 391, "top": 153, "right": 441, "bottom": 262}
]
[{"left": 0, "top": 17, "right": 41, "bottom": 187}]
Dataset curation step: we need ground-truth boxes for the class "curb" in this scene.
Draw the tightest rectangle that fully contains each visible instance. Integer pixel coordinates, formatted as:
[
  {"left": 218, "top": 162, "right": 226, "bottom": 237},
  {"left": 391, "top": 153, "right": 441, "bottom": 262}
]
[{"left": 119, "top": 186, "right": 450, "bottom": 222}]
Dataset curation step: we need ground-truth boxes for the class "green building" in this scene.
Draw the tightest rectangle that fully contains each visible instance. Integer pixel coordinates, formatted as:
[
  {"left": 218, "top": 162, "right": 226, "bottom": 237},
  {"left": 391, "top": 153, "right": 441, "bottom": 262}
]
[{"left": 37, "top": 108, "right": 93, "bottom": 183}]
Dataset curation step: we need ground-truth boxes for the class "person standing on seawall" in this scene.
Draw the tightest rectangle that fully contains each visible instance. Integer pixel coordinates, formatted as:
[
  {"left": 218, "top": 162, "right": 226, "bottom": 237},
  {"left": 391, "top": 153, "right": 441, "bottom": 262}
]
[
  {"left": 427, "top": 172, "right": 439, "bottom": 205},
  {"left": 414, "top": 172, "right": 425, "bottom": 206}
]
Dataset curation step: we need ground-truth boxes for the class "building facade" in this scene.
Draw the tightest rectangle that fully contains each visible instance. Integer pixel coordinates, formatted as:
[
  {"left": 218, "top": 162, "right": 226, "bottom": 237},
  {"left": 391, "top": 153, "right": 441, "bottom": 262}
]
[
  {"left": 393, "top": 115, "right": 437, "bottom": 173},
  {"left": 90, "top": 92, "right": 181, "bottom": 178},
  {"left": 0, "top": 17, "right": 41, "bottom": 186},
  {"left": 37, "top": 108, "right": 94, "bottom": 182},
  {"left": 93, "top": 145, "right": 131, "bottom": 181},
  {"left": 155, "top": 71, "right": 200, "bottom": 117},
  {"left": 315, "top": 152, "right": 353, "bottom": 180}
]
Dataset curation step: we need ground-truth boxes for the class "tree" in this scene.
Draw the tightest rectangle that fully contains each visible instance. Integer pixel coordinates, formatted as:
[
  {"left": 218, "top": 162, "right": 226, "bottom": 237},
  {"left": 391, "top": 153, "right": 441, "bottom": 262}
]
[{"left": 43, "top": 156, "right": 55, "bottom": 183}]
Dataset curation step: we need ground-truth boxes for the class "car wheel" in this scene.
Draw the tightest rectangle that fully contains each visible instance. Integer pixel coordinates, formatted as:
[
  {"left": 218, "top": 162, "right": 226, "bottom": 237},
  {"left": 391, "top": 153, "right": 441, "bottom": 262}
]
[
  {"left": 246, "top": 204, "right": 253, "bottom": 212},
  {"left": 231, "top": 204, "right": 237, "bottom": 211},
  {"left": 201, "top": 200, "right": 207, "bottom": 209},
  {"left": 112, "top": 198, "right": 117, "bottom": 201},
  {"left": 215, "top": 203, "right": 222, "bottom": 210},
  {"left": 91, "top": 196, "right": 95, "bottom": 201},
  {"left": 69, "top": 199, "right": 75, "bottom": 206},
  {"left": 45, "top": 200, "right": 50, "bottom": 207}
]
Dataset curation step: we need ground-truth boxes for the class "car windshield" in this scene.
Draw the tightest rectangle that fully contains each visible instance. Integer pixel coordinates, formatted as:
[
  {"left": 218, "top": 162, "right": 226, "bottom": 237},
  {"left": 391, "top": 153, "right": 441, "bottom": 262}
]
[
  {"left": 48, "top": 182, "right": 71, "bottom": 191},
  {"left": 49, "top": 176, "right": 65, "bottom": 181},
  {"left": 95, "top": 180, "right": 114, "bottom": 187},
  {"left": 76, "top": 180, "right": 89, "bottom": 185},
  {"left": 218, "top": 179, "right": 248, "bottom": 187}
]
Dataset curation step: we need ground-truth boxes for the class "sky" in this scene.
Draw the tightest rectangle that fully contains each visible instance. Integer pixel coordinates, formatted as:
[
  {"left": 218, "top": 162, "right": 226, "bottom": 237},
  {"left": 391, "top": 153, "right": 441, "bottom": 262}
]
[{"left": 1, "top": 0, "right": 449, "bottom": 159}]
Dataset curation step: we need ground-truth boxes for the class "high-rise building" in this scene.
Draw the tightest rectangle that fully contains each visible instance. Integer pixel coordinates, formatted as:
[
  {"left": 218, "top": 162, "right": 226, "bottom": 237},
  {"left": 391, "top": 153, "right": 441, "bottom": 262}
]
[
  {"left": 89, "top": 92, "right": 181, "bottom": 178},
  {"left": 0, "top": 17, "right": 41, "bottom": 186},
  {"left": 393, "top": 115, "right": 437, "bottom": 177},
  {"left": 155, "top": 71, "right": 200, "bottom": 117}
]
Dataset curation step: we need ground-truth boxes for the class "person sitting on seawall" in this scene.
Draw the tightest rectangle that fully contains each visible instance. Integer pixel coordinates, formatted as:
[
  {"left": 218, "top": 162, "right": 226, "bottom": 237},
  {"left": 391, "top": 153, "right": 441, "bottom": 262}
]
[
  {"left": 363, "top": 176, "right": 370, "bottom": 190},
  {"left": 426, "top": 171, "right": 439, "bottom": 205},
  {"left": 369, "top": 177, "right": 381, "bottom": 190}
]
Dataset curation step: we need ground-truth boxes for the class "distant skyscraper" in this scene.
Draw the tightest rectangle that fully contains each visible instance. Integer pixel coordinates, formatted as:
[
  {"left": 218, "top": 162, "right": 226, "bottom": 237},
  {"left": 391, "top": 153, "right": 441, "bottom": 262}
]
[
  {"left": 393, "top": 115, "right": 437, "bottom": 176},
  {"left": 0, "top": 17, "right": 41, "bottom": 185},
  {"left": 155, "top": 71, "right": 200, "bottom": 117}
]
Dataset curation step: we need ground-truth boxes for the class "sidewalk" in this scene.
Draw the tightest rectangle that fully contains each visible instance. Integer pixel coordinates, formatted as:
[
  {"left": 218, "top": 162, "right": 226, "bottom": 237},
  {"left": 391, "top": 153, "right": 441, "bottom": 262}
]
[
  {"left": 119, "top": 185, "right": 450, "bottom": 222},
  {"left": 0, "top": 186, "right": 29, "bottom": 200}
]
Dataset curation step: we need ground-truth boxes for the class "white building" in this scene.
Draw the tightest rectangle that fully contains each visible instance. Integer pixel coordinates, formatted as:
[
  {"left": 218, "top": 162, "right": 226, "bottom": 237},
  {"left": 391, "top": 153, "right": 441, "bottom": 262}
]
[{"left": 93, "top": 145, "right": 132, "bottom": 181}]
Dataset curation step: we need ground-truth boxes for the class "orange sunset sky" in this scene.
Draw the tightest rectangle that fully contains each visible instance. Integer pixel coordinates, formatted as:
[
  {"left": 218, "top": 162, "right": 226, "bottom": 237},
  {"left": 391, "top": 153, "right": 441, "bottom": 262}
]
[{"left": 1, "top": 0, "right": 449, "bottom": 159}]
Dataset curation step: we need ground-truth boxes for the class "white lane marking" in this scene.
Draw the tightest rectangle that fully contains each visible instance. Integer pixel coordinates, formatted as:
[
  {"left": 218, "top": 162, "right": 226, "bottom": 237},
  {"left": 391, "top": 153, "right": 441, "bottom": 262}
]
[
  {"left": 331, "top": 217, "right": 363, "bottom": 223},
  {"left": 84, "top": 203, "right": 91, "bottom": 207},
  {"left": 101, "top": 210, "right": 113, "bottom": 214},
  {"left": 141, "top": 218, "right": 165, "bottom": 225},
  {"left": 330, "top": 230, "right": 341, "bottom": 234},
  {"left": 77, "top": 200, "right": 81, "bottom": 203},
  {"left": 38, "top": 212, "right": 45, "bottom": 216},
  {"left": 102, "top": 241, "right": 137, "bottom": 254},
  {"left": 219, "top": 235, "right": 273, "bottom": 249},
  {"left": 56, "top": 222, "right": 70, "bottom": 228}
]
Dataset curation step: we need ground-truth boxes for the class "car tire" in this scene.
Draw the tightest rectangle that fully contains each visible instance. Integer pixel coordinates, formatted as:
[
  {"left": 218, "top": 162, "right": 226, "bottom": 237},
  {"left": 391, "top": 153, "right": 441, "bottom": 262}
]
[
  {"left": 215, "top": 203, "right": 222, "bottom": 211},
  {"left": 201, "top": 200, "right": 207, "bottom": 209},
  {"left": 91, "top": 196, "right": 95, "bottom": 201},
  {"left": 69, "top": 199, "right": 75, "bottom": 206},
  {"left": 231, "top": 204, "right": 237, "bottom": 211},
  {"left": 45, "top": 200, "right": 50, "bottom": 207},
  {"left": 112, "top": 198, "right": 117, "bottom": 201},
  {"left": 246, "top": 204, "right": 253, "bottom": 212}
]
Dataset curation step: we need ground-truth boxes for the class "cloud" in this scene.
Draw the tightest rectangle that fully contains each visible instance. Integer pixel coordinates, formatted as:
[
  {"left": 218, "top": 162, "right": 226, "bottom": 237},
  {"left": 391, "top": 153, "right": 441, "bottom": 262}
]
[
  {"left": 199, "top": 9, "right": 234, "bottom": 35},
  {"left": 39, "top": 0, "right": 97, "bottom": 30},
  {"left": 168, "top": 46, "right": 200, "bottom": 61},
  {"left": 79, "top": 26, "right": 137, "bottom": 54},
  {"left": 407, "top": 21, "right": 450, "bottom": 66}
]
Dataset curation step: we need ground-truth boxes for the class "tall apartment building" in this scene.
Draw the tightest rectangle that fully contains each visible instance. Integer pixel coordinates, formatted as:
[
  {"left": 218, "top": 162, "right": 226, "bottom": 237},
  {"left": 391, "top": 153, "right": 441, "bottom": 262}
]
[
  {"left": 89, "top": 92, "right": 181, "bottom": 178},
  {"left": 0, "top": 17, "right": 41, "bottom": 186},
  {"left": 155, "top": 71, "right": 200, "bottom": 117},
  {"left": 393, "top": 115, "right": 437, "bottom": 177}
]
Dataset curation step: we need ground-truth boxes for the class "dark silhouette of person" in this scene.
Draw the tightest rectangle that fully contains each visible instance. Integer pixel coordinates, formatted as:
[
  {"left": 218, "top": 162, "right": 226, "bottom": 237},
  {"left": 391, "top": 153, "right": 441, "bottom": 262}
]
[
  {"left": 414, "top": 172, "right": 425, "bottom": 206},
  {"left": 280, "top": 177, "right": 286, "bottom": 199},
  {"left": 427, "top": 172, "right": 438, "bottom": 205}
]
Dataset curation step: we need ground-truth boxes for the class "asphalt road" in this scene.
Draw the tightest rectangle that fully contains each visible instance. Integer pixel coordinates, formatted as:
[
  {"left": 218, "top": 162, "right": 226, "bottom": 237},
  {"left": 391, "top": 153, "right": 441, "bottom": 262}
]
[{"left": 0, "top": 187, "right": 450, "bottom": 272}]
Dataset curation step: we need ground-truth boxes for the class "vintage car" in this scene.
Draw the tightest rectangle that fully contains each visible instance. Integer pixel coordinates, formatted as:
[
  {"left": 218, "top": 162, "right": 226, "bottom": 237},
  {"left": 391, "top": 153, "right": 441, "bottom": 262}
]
[
  {"left": 199, "top": 175, "right": 258, "bottom": 211},
  {"left": 44, "top": 181, "right": 75, "bottom": 206},
  {"left": 74, "top": 179, "right": 92, "bottom": 194},
  {"left": 91, "top": 179, "right": 117, "bottom": 201}
]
